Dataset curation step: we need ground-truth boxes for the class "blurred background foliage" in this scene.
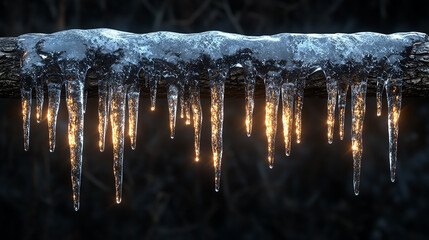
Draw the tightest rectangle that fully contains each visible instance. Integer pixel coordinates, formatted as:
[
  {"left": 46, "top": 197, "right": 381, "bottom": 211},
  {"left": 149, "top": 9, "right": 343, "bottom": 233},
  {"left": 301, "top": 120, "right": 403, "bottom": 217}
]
[{"left": 0, "top": 0, "right": 429, "bottom": 239}]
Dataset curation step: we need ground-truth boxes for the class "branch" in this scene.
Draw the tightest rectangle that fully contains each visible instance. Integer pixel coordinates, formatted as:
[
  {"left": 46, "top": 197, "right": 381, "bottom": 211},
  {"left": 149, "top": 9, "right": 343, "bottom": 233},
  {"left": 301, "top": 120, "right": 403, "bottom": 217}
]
[{"left": 1, "top": 33, "right": 429, "bottom": 98}]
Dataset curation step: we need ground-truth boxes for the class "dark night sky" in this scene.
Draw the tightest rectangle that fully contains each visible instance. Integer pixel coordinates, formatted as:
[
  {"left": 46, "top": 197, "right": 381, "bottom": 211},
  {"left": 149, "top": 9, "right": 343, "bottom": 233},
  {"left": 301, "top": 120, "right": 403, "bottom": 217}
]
[{"left": 0, "top": 0, "right": 429, "bottom": 239}]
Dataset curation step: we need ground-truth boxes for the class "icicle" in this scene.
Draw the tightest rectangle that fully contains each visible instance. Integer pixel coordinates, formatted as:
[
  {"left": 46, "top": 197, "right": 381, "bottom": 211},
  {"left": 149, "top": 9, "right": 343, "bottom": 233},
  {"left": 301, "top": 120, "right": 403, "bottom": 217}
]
[
  {"left": 65, "top": 79, "right": 85, "bottom": 211},
  {"left": 98, "top": 80, "right": 109, "bottom": 152},
  {"left": 337, "top": 81, "right": 349, "bottom": 140},
  {"left": 109, "top": 82, "right": 126, "bottom": 204},
  {"left": 326, "top": 76, "right": 338, "bottom": 144},
  {"left": 127, "top": 85, "right": 140, "bottom": 149},
  {"left": 185, "top": 89, "right": 192, "bottom": 125},
  {"left": 35, "top": 81, "right": 44, "bottom": 123},
  {"left": 47, "top": 83, "right": 61, "bottom": 152},
  {"left": 149, "top": 76, "right": 158, "bottom": 111},
  {"left": 191, "top": 80, "right": 202, "bottom": 162},
  {"left": 167, "top": 84, "right": 178, "bottom": 139},
  {"left": 376, "top": 76, "right": 385, "bottom": 117},
  {"left": 281, "top": 82, "right": 295, "bottom": 156},
  {"left": 21, "top": 87, "right": 32, "bottom": 151},
  {"left": 244, "top": 60, "right": 255, "bottom": 137},
  {"left": 294, "top": 79, "right": 305, "bottom": 144},
  {"left": 265, "top": 71, "right": 281, "bottom": 168},
  {"left": 209, "top": 70, "right": 225, "bottom": 192},
  {"left": 350, "top": 80, "right": 367, "bottom": 196},
  {"left": 179, "top": 83, "right": 185, "bottom": 119},
  {"left": 385, "top": 72, "right": 402, "bottom": 182}
]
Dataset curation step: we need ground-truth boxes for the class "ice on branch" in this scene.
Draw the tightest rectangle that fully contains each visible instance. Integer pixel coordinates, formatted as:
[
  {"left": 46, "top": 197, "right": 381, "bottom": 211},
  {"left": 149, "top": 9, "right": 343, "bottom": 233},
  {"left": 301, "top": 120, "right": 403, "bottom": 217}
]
[{"left": 16, "top": 29, "right": 426, "bottom": 209}]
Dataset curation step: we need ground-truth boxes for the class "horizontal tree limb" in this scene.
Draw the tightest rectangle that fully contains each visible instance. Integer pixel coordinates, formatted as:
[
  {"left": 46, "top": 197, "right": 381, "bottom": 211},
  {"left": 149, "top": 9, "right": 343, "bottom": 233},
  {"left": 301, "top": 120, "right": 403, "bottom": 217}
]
[{"left": 1, "top": 35, "right": 429, "bottom": 98}]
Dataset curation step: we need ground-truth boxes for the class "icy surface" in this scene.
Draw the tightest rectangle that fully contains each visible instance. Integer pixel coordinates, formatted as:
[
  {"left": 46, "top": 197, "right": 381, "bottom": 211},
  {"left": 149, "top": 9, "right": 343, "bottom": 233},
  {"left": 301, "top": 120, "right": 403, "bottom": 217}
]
[{"left": 16, "top": 28, "right": 426, "bottom": 209}]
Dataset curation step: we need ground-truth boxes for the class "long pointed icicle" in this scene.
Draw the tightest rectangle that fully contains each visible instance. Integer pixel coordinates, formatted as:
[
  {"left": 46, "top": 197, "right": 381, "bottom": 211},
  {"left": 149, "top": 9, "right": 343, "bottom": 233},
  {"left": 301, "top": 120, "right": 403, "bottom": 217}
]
[
  {"left": 338, "top": 81, "right": 349, "bottom": 140},
  {"left": 110, "top": 82, "right": 126, "bottom": 204},
  {"left": 385, "top": 73, "right": 402, "bottom": 182},
  {"left": 326, "top": 76, "right": 338, "bottom": 144},
  {"left": 244, "top": 61, "right": 255, "bottom": 137},
  {"left": 21, "top": 87, "right": 32, "bottom": 151},
  {"left": 265, "top": 71, "right": 281, "bottom": 168},
  {"left": 98, "top": 80, "right": 109, "bottom": 152},
  {"left": 294, "top": 79, "right": 305, "bottom": 144},
  {"left": 66, "top": 79, "right": 85, "bottom": 211},
  {"left": 191, "top": 80, "right": 202, "bottom": 162},
  {"left": 350, "top": 80, "right": 367, "bottom": 196},
  {"left": 47, "top": 83, "right": 61, "bottom": 152},
  {"left": 209, "top": 70, "right": 225, "bottom": 192},
  {"left": 376, "top": 76, "right": 385, "bottom": 117},
  {"left": 167, "top": 84, "right": 179, "bottom": 139},
  {"left": 127, "top": 85, "right": 139, "bottom": 149},
  {"left": 281, "top": 82, "right": 295, "bottom": 156},
  {"left": 35, "top": 81, "right": 44, "bottom": 123}
]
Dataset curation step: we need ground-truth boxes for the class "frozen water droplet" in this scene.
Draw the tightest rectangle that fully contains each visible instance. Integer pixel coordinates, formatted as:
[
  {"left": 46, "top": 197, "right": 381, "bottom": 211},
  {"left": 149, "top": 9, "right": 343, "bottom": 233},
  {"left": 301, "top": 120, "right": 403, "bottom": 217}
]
[
  {"left": 191, "top": 80, "right": 202, "bottom": 162},
  {"left": 109, "top": 82, "right": 126, "bottom": 204},
  {"left": 21, "top": 88, "right": 32, "bottom": 151},
  {"left": 98, "top": 80, "right": 109, "bottom": 152},
  {"left": 326, "top": 76, "right": 337, "bottom": 144},
  {"left": 338, "top": 81, "right": 349, "bottom": 140},
  {"left": 65, "top": 79, "right": 85, "bottom": 211},
  {"left": 386, "top": 72, "right": 402, "bottom": 182},
  {"left": 209, "top": 70, "right": 225, "bottom": 192},
  {"left": 127, "top": 85, "right": 139, "bottom": 149},
  {"left": 167, "top": 84, "right": 178, "bottom": 139},
  {"left": 265, "top": 71, "right": 281, "bottom": 168},
  {"left": 351, "top": 80, "right": 367, "bottom": 196},
  {"left": 294, "top": 78, "right": 305, "bottom": 144},
  {"left": 35, "top": 82, "right": 44, "bottom": 123},
  {"left": 281, "top": 82, "right": 295, "bottom": 156},
  {"left": 47, "top": 83, "right": 61, "bottom": 152}
]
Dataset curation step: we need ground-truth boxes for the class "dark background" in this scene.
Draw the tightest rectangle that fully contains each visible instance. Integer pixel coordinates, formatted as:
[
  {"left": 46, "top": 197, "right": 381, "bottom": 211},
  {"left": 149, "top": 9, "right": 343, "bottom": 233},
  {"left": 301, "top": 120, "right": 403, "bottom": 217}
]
[{"left": 1, "top": 0, "right": 429, "bottom": 239}]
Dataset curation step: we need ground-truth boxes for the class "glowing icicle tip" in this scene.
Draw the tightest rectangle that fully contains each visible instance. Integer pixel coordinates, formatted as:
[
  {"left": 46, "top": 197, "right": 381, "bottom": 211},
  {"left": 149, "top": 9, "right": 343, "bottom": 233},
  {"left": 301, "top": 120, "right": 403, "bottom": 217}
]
[
  {"left": 376, "top": 76, "right": 385, "bottom": 117},
  {"left": 66, "top": 80, "right": 85, "bottom": 211},
  {"left": 98, "top": 81, "right": 109, "bottom": 152},
  {"left": 281, "top": 82, "right": 295, "bottom": 156},
  {"left": 294, "top": 80, "right": 305, "bottom": 144},
  {"left": 167, "top": 84, "right": 178, "bottom": 139},
  {"left": 386, "top": 74, "right": 402, "bottom": 182},
  {"left": 191, "top": 81, "right": 202, "bottom": 162},
  {"left": 127, "top": 86, "right": 139, "bottom": 149},
  {"left": 338, "top": 82, "right": 349, "bottom": 140},
  {"left": 47, "top": 83, "right": 61, "bottom": 152},
  {"left": 326, "top": 77, "right": 338, "bottom": 144},
  {"left": 209, "top": 70, "right": 225, "bottom": 192},
  {"left": 110, "top": 83, "right": 126, "bottom": 204},
  {"left": 35, "top": 83, "right": 44, "bottom": 123},
  {"left": 265, "top": 71, "right": 281, "bottom": 168},
  {"left": 21, "top": 88, "right": 32, "bottom": 151},
  {"left": 351, "top": 81, "right": 367, "bottom": 196}
]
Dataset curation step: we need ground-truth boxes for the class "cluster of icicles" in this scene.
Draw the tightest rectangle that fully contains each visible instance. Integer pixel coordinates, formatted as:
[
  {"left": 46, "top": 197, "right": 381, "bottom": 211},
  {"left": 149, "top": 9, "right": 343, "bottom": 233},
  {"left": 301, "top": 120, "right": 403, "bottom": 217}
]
[{"left": 17, "top": 29, "right": 425, "bottom": 211}]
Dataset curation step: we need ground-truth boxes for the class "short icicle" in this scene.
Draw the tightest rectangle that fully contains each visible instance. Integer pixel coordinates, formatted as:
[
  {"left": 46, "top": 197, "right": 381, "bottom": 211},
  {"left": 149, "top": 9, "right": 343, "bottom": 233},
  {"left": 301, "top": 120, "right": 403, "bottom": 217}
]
[
  {"left": 47, "top": 82, "right": 61, "bottom": 152},
  {"left": 294, "top": 78, "right": 305, "bottom": 144},
  {"left": 209, "top": 69, "right": 226, "bottom": 192},
  {"left": 167, "top": 84, "right": 179, "bottom": 139},
  {"left": 191, "top": 80, "right": 202, "bottom": 162},
  {"left": 244, "top": 60, "right": 255, "bottom": 137},
  {"left": 185, "top": 87, "right": 192, "bottom": 126},
  {"left": 326, "top": 76, "right": 338, "bottom": 144},
  {"left": 21, "top": 86, "right": 32, "bottom": 151},
  {"left": 338, "top": 81, "right": 349, "bottom": 140},
  {"left": 110, "top": 81, "right": 126, "bottom": 204},
  {"left": 376, "top": 75, "right": 385, "bottom": 117},
  {"left": 35, "top": 81, "right": 44, "bottom": 123},
  {"left": 265, "top": 71, "right": 281, "bottom": 168},
  {"left": 65, "top": 79, "right": 85, "bottom": 211},
  {"left": 281, "top": 82, "right": 295, "bottom": 156},
  {"left": 350, "top": 80, "right": 367, "bottom": 196},
  {"left": 98, "top": 80, "right": 109, "bottom": 152},
  {"left": 149, "top": 75, "right": 158, "bottom": 111},
  {"left": 179, "top": 83, "right": 185, "bottom": 119},
  {"left": 385, "top": 71, "right": 402, "bottom": 182},
  {"left": 127, "top": 84, "right": 140, "bottom": 149}
]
